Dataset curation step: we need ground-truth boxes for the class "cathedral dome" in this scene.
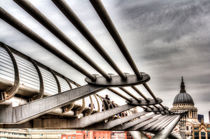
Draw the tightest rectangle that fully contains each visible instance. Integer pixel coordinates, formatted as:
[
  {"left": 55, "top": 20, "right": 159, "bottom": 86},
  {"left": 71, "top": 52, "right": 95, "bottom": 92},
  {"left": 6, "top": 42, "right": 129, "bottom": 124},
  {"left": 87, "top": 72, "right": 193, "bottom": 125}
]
[
  {"left": 173, "top": 77, "right": 194, "bottom": 105},
  {"left": 173, "top": 92, "right": 194, "bottom": 105}
]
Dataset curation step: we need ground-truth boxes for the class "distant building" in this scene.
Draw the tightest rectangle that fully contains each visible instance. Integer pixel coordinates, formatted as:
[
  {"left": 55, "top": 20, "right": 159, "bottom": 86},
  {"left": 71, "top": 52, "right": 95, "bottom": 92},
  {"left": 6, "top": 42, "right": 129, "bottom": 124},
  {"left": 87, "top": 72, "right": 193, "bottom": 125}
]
[
  {"left": 171, "top": 77, "right": 200, "bottom": 138},
  {"left": 209, "top": 111, "right": 210, "bottom": 123},
  {"left": 192, "top": 121, "right": 210, "bottom": 139},
  {"left": 0, "top": 129, "right": 130, "bottom": 139},
  {"left": 61, "top": 131, "right": 130, "bottom": 139},
  {"left": 198, "top": 114, "right": 204, "bottom": 123},
  {"left": 0, "top": 129, "right": 29, "bottom": 138}
]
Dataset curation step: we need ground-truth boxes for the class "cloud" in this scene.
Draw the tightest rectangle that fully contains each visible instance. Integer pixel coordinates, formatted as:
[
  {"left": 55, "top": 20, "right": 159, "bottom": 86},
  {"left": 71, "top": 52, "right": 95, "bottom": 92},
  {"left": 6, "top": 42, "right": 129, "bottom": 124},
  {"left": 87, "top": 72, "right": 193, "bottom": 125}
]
[
  {"left": 114, "top": 0, "right": 210, "bottom": 43},
  {"left": 106, "top": 0, "right": 210, "bottom": 121}
]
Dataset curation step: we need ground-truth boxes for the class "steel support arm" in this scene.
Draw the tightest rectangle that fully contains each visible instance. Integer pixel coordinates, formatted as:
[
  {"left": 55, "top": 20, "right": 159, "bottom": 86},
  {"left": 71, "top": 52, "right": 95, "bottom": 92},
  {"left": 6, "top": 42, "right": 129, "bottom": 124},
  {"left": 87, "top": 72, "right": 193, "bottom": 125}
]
[
  {"left": 89, "top": 111, "right": 147, "bottom": 130},
  {"left": 152, "top": 115, "right": 176, "bottom": 131},
  {"left": 0, "top": 85, "right": 103, "bottom": 124},
  {"left": 153, "top": 115, "right": 181, "bottom": 139},
  {"left": 140, "top": 115, "right": 168, "bottom": 131},
  {"left": 113, "top": 114, "right": 155, "bottom": 130},
  {"left": 129, "top": 115, "right": 162, "bottom": 130},
  {"left": 66, "top": 104, "right": 135, "bottom": 128}
]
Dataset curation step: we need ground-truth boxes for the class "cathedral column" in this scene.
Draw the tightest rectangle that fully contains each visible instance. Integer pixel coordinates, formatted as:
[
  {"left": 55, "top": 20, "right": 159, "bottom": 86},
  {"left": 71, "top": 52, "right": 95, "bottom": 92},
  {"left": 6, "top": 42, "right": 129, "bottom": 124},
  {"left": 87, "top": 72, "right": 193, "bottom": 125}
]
[
  {"left": 191, "top": 111, "right": 193, "bottom": 118},
  {"left": 192, "top": 111, "right": 193, "bottom": 118},
  {"left": 195, "top": 111, "right": 196, "bottom": 119},
  {"left": 194, "top": 111, "right": 195, "bottom": 118},
  {"left": 194, "top": 111, "right": 196, "bottom": 118},
  {"left": 199, "top": 130, "right": 201, "bottom": 139},
  {"left": 206, "top": 131, "right": 208, "bottom": 139}
]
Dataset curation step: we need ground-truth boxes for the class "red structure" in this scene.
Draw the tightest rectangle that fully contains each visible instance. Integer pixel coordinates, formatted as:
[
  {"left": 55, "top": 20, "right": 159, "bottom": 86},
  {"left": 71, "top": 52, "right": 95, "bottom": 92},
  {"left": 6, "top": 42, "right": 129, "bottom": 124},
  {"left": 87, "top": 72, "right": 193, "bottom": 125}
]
[
  {"left": 93, "top": 131, "right": 111, "bottom": 139},
  {"left": 61, "top": 131, "right": 128, "bottom": 139}
]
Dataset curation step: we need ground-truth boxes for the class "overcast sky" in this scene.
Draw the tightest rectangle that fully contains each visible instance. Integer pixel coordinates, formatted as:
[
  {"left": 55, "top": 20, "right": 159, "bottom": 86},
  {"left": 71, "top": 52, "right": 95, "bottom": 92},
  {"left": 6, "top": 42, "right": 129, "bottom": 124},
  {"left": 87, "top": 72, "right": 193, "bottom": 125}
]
[{"left": 0, "top": 0, "right": 210, "bottom": 122}]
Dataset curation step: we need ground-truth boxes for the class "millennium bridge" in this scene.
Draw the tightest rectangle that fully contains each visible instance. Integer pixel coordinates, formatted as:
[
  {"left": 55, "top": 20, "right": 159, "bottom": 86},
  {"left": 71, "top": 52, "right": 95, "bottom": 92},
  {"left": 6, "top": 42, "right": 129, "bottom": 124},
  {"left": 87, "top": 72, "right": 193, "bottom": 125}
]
[{"left": 0, "top": 0, "right": 186, "bottom": 138}]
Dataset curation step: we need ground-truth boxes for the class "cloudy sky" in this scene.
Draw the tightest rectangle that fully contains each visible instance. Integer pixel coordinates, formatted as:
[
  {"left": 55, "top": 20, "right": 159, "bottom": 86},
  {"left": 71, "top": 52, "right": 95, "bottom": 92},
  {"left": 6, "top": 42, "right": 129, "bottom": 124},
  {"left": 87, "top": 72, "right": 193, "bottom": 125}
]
[{"left": 0, "top": 0, "right": 210, "bottom": 122}]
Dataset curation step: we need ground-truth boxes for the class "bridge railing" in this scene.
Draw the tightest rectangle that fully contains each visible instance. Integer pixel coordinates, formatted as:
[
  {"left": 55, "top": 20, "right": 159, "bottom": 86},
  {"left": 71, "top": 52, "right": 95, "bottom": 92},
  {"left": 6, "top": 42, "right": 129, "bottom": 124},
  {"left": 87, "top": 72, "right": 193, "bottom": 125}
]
[{"left": 0, "top": 43, "right": 106, "bottom": 117}]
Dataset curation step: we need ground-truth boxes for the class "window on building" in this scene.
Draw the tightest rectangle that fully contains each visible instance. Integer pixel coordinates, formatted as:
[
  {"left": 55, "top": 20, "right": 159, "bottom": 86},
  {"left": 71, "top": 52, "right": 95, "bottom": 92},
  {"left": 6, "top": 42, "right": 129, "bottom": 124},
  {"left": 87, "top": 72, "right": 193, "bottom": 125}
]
[
  {"left": 194, "top": 132, "right": 199, "bottom": 139},
  {"left": 207, "top": 132, "right": 210, "bottom": 139},
  {"left": 201, "top": 132, "right": 206, "bottom": 139}
]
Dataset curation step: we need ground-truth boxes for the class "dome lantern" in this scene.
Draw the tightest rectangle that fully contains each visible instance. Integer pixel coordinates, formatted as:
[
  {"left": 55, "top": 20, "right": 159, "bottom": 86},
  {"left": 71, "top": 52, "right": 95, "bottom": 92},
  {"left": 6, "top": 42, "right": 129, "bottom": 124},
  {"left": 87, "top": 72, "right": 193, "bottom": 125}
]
[{"left": 180, "top": 76, "right": 186, "bottom": 93}]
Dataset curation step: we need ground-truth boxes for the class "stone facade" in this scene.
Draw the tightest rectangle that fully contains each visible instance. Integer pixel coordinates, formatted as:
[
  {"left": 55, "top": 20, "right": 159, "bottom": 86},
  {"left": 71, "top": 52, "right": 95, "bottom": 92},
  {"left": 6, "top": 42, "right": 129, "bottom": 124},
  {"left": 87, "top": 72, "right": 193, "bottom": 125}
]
[
  {"left": 192, "top": 121, "right": 210, "bottom": 139},
  {"left": 171, "top": 77, "right": 200, "bottom": 138}
]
